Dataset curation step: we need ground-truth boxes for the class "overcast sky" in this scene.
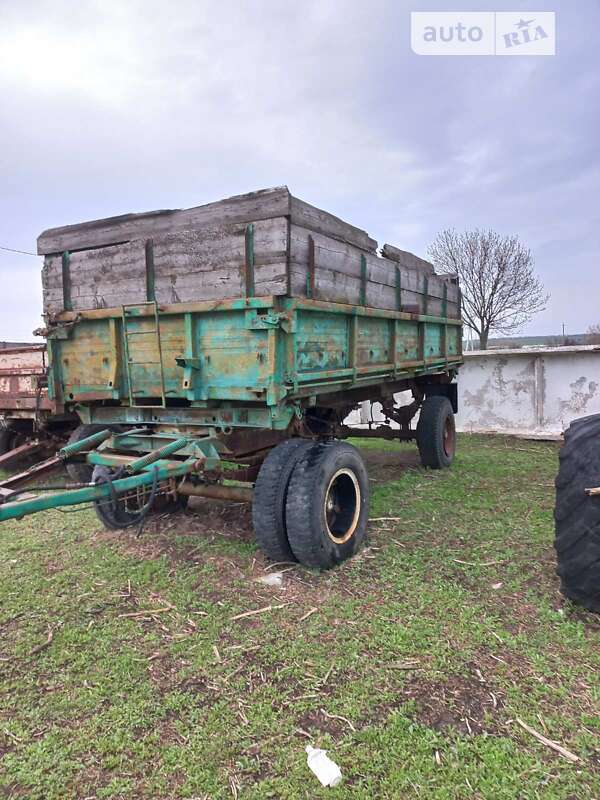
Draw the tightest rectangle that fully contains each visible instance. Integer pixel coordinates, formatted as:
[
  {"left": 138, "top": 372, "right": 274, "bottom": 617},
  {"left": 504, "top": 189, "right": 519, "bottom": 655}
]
[{"left": 0, "top": 0, "right": 598, "bottom": 340}]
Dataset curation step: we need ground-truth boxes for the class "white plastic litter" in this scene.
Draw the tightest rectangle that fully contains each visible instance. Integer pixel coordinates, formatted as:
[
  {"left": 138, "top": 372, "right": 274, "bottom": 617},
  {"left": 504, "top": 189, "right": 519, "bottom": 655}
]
[
  {"left": 305, "top": 744, "right": 342, "bottom": 787},
  {"left": 255, "top": 571, "right": 283, "bottom": 587}
]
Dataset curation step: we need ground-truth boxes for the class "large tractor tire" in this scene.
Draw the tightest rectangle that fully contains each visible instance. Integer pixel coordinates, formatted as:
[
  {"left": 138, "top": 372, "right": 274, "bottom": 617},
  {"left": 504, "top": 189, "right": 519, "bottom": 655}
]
[
  {"left": 554, "top": 414, "right": 600, "bottom": 612},
  {"left": 417, "top": 396, "right": 456, "bottom": 469},
  {"left": 285, "top": 441, "right": 369, "bottom": 569},
  {"left": 252, "top": 438, "right": 313, "bottom": 562}
]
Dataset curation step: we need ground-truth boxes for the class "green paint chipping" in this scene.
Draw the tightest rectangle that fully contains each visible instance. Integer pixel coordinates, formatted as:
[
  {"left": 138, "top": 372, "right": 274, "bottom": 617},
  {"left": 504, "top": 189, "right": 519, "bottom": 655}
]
[
  {"left": 61, "top": 251, "right": 72, "bottom": 312},
  {"left": 145, "top": 239, "right": 156, "bottom": 302},
  {"left": 360, "top": 254, "right": 367, "bottom": 306},
  {"left": 47, "top": 298, "right": 462, "bottom": 413},
  {"left": 244, "top": 223, "right": 255, "bottom": 298},
  {"left": 0, "top": 435, "right": 598, "bottom": 799},
  {"left": 395, "top": 266, "right": 402, "bottom": 311},
  {"left": 0, "top": 458, "right": 197, "bottom": 522}
]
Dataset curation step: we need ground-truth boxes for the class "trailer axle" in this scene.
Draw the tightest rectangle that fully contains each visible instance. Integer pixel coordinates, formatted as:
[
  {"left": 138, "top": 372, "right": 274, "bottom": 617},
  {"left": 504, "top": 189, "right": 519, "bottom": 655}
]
[{"left": 178, "top": 482, "right": 253, "bottom": 503}]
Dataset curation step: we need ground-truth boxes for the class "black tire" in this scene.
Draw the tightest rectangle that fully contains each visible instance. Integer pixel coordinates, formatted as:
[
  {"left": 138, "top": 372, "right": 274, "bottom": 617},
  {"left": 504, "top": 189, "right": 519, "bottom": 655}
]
[
  {"left": 417, "top": 396, "right": 456, "bottom": 469},
  {"left": 252, "top": 439, "right": 313, "bottom": 562},
  {"left": 0, "top": 428, "right": 13, "bottom": 456},
  {"left": 66, "top": 424, "right": 109, "bottom": 483},
  {"left": 285, "top": 441, "right": 369, "bottom": 569},
  {"left": 92, "top": 465, "right": 187, "bottom": 531},
  {"left": 92, "top": 464, "right": 151, "bottom": 530},
  {"left": 554, "top": 414, "right": 600, "bottom": 612}
]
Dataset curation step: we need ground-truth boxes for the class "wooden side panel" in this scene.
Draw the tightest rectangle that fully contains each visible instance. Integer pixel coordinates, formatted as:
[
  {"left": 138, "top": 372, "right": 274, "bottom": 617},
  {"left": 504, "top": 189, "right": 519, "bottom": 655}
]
[
  {"left": 37, "top": 187, "right": 292, "bottom": 255},
  {"left": 40, "top": 193, "right": 460, "bottom": 320},
  {"left": 37, "top": 187, "right": 378, "bottom": 256},
  {"left": 43, "top": 218, "right": 291, "bottom": 314},
  {"left": 152, "top": 218, "right": 288, "bottom": 304},
  {"left": 43, "top": 242, "right": 147, "bottom": 314},
  {"left": 381, "top": 244, "right": 435, "bottom": 274},
  {"left": 289, "top": 225, "right": 460, "bottom": 317},
  {"left": 289, "top": 196, "right": 377, "bottom": 253}
]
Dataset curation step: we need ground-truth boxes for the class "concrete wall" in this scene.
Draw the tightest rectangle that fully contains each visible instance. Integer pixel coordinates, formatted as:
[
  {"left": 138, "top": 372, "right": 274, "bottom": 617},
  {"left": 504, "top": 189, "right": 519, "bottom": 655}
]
[
  {"left": 352, "top": 345, "right": 600, "bottom": 440},
  {"left": 456, "top": 346, "right": 600, "bottom": 438}
]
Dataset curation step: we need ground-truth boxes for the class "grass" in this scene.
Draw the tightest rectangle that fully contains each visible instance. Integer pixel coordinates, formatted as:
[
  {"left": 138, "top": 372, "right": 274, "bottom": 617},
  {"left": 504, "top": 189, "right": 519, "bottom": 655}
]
[{"left": 0, "top": 434, "right": 598, "bottom": 799}]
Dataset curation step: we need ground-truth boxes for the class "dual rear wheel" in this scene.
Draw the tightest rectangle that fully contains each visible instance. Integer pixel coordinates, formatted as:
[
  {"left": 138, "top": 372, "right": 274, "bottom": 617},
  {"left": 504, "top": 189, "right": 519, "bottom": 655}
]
[
  {"left": 252, "top": 440, "right": 370, "bottom": 569},
  {"left": 252, "top": 397, "right": 456, "bottom": 568},
  {"left": 80, "top": 396, "right": 456, "bottom": 563}
]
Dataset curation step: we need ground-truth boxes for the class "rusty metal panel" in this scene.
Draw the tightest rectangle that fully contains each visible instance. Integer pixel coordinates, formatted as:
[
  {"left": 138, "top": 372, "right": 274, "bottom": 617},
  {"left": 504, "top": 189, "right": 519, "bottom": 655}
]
[{"left": 0, "top": 344, "right": 50, "bottom": 414}]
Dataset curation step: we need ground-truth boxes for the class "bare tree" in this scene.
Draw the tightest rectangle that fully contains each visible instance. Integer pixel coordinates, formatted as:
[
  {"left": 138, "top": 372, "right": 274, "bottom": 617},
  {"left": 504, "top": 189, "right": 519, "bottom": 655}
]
[
  {"left": 586, "top": 323, "right": 600, "bottom": 345},
  {"left": 428, "top": 229, "right": 548, "bottom": 349}
]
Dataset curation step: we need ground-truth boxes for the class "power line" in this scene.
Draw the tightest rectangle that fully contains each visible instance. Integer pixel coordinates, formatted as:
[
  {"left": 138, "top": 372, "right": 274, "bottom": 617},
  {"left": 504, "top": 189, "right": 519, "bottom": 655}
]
[{"left": 0, "top": 245, "right": 38, "bottom": 257}]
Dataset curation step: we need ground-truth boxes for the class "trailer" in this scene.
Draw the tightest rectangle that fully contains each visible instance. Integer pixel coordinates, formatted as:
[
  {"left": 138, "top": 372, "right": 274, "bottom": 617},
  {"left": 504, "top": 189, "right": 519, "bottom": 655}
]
[
  {"left": 0, "top": 187, "right": 462, "bottom": 568},
  {"left": 0, "top": 343, "right": 76, "bottom": 470}
]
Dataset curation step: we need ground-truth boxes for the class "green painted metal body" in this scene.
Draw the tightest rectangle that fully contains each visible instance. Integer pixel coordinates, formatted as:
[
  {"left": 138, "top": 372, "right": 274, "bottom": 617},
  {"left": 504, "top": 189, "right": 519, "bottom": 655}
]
[
  {"left": 0, "top": 296, "right": 461, "bottom": 523},
  {"left": 0, "top": 432, "right": 223, "bottom": 522},
  {"left": 0, "top": 457, "right": 197, "bottom": 522},
  {"left": 46, "top": 295, "right": 462, "bottom": 430}
]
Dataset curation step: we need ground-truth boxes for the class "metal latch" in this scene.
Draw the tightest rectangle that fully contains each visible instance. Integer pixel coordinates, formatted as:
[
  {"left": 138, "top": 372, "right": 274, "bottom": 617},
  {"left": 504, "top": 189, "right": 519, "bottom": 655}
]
[
  {"left": 175, "top": 357, "right": 202, "bottom": 370},
  {"left": 245, "top": 311, "right": 294, "bottom": 332}
]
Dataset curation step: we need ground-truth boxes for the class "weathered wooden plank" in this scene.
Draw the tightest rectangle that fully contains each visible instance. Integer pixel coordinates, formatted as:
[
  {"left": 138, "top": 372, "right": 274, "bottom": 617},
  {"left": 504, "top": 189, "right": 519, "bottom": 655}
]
[
  {"left": 153, "top": 217, "right": 287, "bottom": 280},
  {"left": 40, "top": 190, "right": 459, "bottom": 319},
  {"left": 38, "top": 187, "right": 378, "bottom": 257},
  {"left": 289, "top": 266, "right": 439, "bottom": 312},
  {"left": 289, "top": 196, "right": 377, "bottom": 253},
  {"left": 37, "top": 187, "right": 292, "bottom": 255},
  {"left": 43, "top": 241, "right": 147, "bottom": 314},
  {"left": 289, "top": 225, "right": 459, "bottom": 307},
  {"left": 381, "top": 244, "right": 434, "bottom": 274},
  {"left": 153, "top": 260, "right": 289, "bottom": 304},
  {"left": 43, "top": 218, "right": 291, "bottom": 313}
]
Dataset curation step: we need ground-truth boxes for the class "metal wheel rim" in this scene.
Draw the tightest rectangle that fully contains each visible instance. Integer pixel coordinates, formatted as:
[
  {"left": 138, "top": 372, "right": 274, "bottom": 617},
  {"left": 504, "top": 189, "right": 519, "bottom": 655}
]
[
  {"left": 324, "top": 468, "right": 361, "bottom": 544},
  {"left": 443, "top": 416, "right": 456, "bottom": 458}
]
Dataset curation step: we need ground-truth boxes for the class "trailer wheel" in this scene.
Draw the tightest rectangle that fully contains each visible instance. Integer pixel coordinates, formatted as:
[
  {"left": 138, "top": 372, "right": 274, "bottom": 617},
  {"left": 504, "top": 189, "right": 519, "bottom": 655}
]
[
  {"left": 417, "top": 396, "right": 456, "bottom": 469},
  {"left": 285, "top": 441, "right": 369, "bottom": 569},
  {"left": 92, "top": 465, "right": 137, "bottom": 529},
  {"left": 66, "top": 424, "right": 108, "bottom": 483},
  {"left": 252, "top": 438, "right": 313, "bottom": 562},
  {"left": 554, "top": 414, "right": 600, "bottom": 612},
  {"left": 0, "top": 428, "right": 13, "bottom": 456},
  {"left": 91, "top": 466, "right": 187, "bottom": 530}
]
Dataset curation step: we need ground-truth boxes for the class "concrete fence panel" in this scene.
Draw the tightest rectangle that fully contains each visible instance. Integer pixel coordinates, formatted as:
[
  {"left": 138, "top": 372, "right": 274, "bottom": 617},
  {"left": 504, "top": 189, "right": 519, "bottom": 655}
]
[
  {"left": 456, "top": 346, "right": 600, "bottom": 438},
  {"left": 352, "top": 346, "right": 600, "bottom": 440}
]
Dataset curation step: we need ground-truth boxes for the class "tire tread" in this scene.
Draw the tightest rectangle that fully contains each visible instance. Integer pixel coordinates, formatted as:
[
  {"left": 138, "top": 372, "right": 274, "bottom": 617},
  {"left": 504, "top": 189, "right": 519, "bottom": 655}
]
[{"left": 554, "top": 416, "right": 600, "bottom": 612}]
